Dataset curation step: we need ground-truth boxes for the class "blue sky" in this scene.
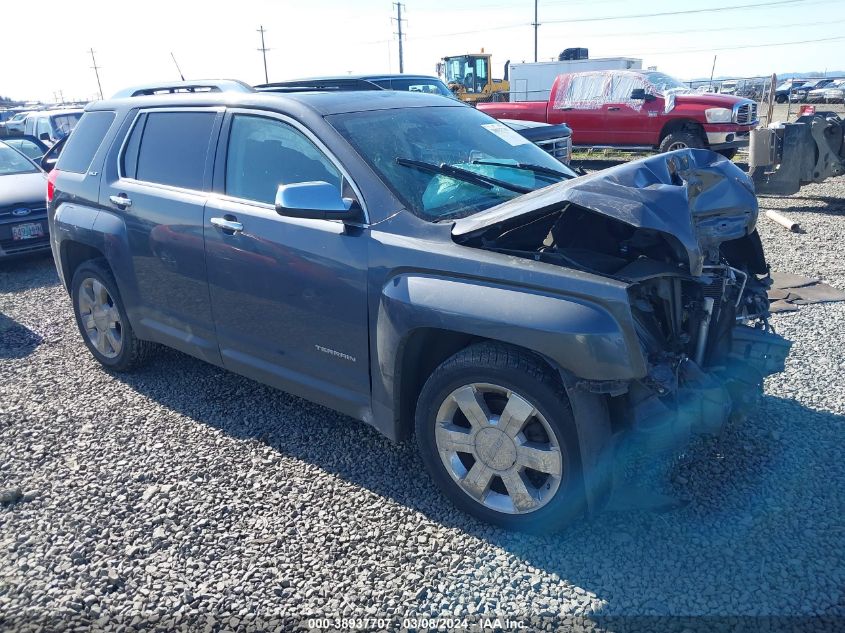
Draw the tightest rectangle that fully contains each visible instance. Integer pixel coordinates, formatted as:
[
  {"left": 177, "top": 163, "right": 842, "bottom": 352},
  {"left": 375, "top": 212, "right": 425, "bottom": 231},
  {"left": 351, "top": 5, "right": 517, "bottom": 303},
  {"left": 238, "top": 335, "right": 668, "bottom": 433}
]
[{"left": 3, "top": 0, "right": 844, "bottom": 101}]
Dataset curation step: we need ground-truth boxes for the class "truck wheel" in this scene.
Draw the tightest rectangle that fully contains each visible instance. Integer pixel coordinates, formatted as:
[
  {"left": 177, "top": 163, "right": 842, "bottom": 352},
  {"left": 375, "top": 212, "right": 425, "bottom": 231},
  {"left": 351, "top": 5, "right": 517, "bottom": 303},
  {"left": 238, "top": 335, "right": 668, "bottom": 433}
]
[
  {"left": 775, "top": 95, "right": 786, "bottom": 104},
  {"left": 70, "top": 258, "right": 155, "bottom": 371},
  {"left": 659, "top": 130, "right": 705, "bottom": 153},
  {"left": 716, "top": 148, "right": 738, "bottom": 160},
  {"left": 415, "top": 342, "right": 584, "bottom": 533}
]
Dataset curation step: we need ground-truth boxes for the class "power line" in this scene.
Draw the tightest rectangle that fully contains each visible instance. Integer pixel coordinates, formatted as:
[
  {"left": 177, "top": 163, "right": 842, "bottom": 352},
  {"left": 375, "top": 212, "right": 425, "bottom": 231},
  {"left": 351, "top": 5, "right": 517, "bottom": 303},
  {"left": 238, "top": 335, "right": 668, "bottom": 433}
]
[
  {"left": 543, "top": 0, "right": 806, "bottom": 24},
  {"left": 392, "top": 3, "right": 406, "bottom": 73},
  {"left": 608, "top": 33, "right": 845, "bottom": 56},
  {"left": 567, "top": 15, "right": 845, "bottom": 38},
  {"left": 89, "top": 48, "right": 103, "bottom": 100},
  {"left": 257, "top": 25, "right": 269, "bottom": 84}
]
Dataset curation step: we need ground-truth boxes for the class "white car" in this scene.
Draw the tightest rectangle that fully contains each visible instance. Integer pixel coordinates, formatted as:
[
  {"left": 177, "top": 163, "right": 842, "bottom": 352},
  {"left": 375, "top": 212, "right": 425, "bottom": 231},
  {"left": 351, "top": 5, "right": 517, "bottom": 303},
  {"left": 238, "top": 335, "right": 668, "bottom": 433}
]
[
  {"left": 22, "top": 109, "right": 83, "bottom": 146},
  {"left": 808, "top": 79, "right": 845, "bottom": 103}
]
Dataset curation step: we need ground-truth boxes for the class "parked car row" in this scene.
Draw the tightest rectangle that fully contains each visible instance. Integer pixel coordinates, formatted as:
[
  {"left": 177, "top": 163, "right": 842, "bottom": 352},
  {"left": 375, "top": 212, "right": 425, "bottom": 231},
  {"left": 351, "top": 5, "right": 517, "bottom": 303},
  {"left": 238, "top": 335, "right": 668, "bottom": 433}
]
[{"left": 0, "top": 106, "right": 85, "bottom": 139}]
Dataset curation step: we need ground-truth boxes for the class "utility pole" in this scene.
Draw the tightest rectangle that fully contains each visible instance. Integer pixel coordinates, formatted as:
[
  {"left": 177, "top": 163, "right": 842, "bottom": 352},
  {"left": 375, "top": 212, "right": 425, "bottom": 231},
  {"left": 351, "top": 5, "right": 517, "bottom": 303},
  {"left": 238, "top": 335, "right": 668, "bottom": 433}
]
[
  {"left": 171, "top": 52, "right": 185, "bottom": 81},
  {"left": 89, "top": 48, "right": 103, "bottom": 100},
  {"left": 532, "top": 0, "right": 539, "bottom": 63},
  {"left": 257, "top": 25, "right": 269, "bottom": 84},
  {"left": 392, "top": 3, "right": 405, "bottom": 74}
]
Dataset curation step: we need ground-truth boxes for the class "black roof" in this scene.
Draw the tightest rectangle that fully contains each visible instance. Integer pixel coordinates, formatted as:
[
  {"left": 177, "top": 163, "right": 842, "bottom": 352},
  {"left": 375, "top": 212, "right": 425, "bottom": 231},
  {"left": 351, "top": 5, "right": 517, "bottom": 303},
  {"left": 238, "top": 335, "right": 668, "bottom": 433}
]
[{"left": 90, "top": 89, "right": 462, "bottom": 116}]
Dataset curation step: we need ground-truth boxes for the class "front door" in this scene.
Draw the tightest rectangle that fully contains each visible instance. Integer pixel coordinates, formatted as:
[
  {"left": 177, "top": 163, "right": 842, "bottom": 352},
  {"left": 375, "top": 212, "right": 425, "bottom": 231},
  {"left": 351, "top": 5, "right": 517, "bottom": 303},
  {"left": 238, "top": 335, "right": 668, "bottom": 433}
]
[
  {"left": 547, "top": 72, "right": 609, "bottom": 146},
  {"left": 204, "top": 112, "right": 370, "bottom": 416},
  {"left": 603, "top": 74, "right": 662, "bottom": 146}
]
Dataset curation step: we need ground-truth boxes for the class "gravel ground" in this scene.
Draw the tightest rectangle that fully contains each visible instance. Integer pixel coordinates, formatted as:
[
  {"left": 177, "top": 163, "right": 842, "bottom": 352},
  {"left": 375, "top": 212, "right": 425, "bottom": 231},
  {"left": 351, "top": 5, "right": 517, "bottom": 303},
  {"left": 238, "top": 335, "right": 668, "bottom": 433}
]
[{"left": 2, "top": 176, "right": 844, "bottom": 632}]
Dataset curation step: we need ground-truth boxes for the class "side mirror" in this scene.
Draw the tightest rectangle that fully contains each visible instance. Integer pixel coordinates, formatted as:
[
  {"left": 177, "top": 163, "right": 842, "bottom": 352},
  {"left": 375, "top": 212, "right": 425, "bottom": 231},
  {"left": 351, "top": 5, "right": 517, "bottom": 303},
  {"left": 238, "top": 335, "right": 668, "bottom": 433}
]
[
  {"left": 39, "top": 132, "right": 50, "bottom": 142},
  {"left": 275, "top": 181, "right": 361, "bottom": 221},
  {"left": 630, "top": 88, "right": 656, "bottom": 101}
]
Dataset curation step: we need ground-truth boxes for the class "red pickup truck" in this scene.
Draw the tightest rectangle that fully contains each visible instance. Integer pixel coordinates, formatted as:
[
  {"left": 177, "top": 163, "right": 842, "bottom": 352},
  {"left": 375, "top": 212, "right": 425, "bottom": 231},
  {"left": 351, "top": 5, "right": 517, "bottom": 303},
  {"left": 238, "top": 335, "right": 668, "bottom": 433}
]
[{"left": 478, "top": 70, "right": 758, "bottom": 158}]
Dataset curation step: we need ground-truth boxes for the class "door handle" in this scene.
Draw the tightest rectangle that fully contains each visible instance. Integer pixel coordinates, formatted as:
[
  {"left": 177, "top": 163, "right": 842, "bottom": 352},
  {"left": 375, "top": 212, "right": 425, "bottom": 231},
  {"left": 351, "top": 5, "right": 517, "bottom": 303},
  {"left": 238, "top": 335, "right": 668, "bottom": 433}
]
[
  {"left": 109, "top": 194, "right": 132, "bottom": 207},
  {"left": 210, "top": 217, "right": 244, "bottom": 234},
  {"left": 608, "top": 107, "right": 621, "bottom": 111}
]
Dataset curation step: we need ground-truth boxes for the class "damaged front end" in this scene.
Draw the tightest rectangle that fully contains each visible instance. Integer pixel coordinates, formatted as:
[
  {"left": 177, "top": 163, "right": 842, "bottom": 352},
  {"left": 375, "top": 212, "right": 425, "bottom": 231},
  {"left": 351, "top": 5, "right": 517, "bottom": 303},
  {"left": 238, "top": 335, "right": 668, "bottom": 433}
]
[{"left": 453, "top": 149, "right": 791, "bottom": 452}]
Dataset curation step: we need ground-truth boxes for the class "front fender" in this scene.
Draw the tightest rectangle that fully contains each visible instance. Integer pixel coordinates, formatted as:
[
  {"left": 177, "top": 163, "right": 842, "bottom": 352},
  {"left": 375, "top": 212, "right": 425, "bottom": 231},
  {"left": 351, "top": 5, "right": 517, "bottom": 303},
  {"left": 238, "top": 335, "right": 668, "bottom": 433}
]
[{"left": 379, "top": 274, "right": 645, "bottom": 382}]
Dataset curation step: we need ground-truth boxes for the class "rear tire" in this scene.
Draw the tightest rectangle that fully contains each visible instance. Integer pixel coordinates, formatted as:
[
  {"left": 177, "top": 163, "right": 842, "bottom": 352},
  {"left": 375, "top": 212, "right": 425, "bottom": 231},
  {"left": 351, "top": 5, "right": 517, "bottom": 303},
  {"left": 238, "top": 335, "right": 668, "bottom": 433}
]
[
  {"left": 70, "top": 258, "right": 154, "bottom": 371},
  {"left": 415, "top": 342, "right": 584, "bottom": 533},
  {"left": 659, "top": 130, "right": 705, "bottom": 153}
]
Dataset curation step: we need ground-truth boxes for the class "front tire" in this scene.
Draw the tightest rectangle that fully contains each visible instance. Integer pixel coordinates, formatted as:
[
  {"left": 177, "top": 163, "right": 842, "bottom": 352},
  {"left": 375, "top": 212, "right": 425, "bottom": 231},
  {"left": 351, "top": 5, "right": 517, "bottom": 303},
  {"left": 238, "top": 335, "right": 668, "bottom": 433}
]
[
  {"left": 659, "top": 129, "right": 705, "bottom": 153},
  {"left": 415, "top": 343, "right": 584, "bottom": 533},
  {"left": 70, "top": 258, "right": 154, "bottom": 371}
]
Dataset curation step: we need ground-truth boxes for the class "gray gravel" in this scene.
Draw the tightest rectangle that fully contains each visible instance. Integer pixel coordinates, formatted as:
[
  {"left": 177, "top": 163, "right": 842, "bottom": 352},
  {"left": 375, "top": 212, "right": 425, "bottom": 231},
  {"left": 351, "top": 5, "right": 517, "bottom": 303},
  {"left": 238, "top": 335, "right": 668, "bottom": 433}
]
[{"left": 2, "top": 177, "right": 845, "bottom": 632}]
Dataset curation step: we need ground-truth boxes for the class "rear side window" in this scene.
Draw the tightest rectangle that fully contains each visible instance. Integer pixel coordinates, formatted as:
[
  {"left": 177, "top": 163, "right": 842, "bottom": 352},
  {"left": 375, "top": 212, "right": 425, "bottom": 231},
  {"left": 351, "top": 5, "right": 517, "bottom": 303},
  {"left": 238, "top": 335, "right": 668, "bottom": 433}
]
[
  {"left": 130, "top": 111, "right": 216, "bottom": 190},
  {"left": 56, "top": 111, "right": 116, "bottom": 174}
]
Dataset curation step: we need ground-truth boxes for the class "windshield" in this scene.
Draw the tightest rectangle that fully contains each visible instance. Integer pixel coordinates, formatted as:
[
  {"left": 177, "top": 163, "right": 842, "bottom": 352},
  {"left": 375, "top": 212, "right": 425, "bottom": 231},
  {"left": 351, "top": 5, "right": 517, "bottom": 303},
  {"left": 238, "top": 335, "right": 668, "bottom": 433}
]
[
  {"left": 0, "top": 143, "right": 39, "bottom": 176},
  {"left": 2, "top": 139, "right": 43, "bottom": 160},
  {"left": 51, "top": 112, "right": 82, "bottom": 137},
  {"left": 643, "top": 71, "right": 693, "bottom": 95},
  {"left": 328, "top": 105, "right": 576, "bottom": 221}
]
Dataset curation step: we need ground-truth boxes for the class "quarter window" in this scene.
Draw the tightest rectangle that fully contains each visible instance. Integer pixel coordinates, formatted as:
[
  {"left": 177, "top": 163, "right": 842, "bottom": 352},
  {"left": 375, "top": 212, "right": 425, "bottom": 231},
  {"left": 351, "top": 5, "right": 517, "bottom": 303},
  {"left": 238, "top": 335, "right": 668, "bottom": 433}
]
[
  {"left": 225, "top": 114, "right": 341, "bottom": 205},
  {"left": 56, "top": 111, "right": 115, "bottom": 174},
  {"left": 128, "top": 111, "right": 216, "bottom": 189}
]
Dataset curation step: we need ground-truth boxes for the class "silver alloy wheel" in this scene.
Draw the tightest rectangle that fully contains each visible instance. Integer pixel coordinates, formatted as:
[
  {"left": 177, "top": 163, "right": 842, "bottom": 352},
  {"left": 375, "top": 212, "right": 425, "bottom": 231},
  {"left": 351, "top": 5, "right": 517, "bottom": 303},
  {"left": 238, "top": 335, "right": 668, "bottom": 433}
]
[
  {"left": 434, "top": 383, "right": 563, "bottom": 514},
  {"left": 78, "top": 277, "right": 123, "bottom": 359},
  {"left": 667, "top": 140, "right": 689, "bottom": 151}
]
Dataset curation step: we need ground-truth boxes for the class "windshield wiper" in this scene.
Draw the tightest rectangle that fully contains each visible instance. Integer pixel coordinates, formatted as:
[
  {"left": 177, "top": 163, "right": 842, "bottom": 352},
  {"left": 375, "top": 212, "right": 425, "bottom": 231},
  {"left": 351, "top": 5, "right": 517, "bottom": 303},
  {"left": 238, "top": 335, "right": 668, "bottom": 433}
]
[
  {"left": 470, "top": 159, "right": 574, "bottom": 180},
  {"left": 396, "top": 157, "right": 533, "bottom": 194}
]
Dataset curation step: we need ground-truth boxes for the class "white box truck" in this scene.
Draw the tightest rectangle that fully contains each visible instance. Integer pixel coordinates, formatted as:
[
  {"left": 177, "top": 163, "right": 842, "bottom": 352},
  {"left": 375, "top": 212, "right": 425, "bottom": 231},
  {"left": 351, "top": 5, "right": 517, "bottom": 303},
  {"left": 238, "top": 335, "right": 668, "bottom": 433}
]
[{"left": 509, "top": 58, "right": 642, "bottom": 102}]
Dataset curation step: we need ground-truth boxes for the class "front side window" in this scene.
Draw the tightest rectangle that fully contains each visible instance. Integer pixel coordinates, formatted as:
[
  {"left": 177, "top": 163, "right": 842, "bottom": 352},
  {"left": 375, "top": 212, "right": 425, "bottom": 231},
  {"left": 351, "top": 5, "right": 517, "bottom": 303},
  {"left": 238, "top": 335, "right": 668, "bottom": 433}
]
[
  {"left": 225, "top": 114, "right": 341, "bottom": 205},
  {"left": 390, "top": 78, "right": 454, "bottom": 98},
  {"left": 607, "top": 74, "right": 648, "bottom": 102},
  {"left": 128, "top": 111, "right": 216, "bottom": 189}
]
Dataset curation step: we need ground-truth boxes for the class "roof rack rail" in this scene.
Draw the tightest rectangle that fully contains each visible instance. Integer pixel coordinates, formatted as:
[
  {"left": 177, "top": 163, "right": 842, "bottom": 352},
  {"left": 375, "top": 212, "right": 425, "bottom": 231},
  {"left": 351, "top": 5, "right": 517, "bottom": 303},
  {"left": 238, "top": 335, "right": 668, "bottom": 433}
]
[
  {"left": 255, "top": 78, "right": 383, "bottom": 93},
  {"left": 111, "top": 79, "right": 255, "bottom": 99}
]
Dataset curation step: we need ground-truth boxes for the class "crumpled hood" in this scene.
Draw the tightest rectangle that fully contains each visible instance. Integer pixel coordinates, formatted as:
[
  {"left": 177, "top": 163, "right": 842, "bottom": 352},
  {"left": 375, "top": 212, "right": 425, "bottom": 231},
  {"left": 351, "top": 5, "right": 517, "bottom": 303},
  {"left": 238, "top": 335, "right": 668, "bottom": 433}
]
[{"left": 452, "top": 149, "right": 758, "bottom": 276}]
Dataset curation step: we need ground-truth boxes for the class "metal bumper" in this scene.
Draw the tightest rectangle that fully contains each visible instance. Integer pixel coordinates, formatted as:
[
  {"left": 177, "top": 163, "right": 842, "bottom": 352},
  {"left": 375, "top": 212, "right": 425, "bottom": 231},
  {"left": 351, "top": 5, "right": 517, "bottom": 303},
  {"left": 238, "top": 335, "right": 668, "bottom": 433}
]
[{"left": 706, "top": 129, "right": 751, "bottom": 150}]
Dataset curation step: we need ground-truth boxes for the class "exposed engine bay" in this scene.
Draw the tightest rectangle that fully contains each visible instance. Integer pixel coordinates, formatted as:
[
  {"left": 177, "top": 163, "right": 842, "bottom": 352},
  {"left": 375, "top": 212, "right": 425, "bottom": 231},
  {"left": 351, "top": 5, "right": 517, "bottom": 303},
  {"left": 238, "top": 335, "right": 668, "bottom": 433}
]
[{"left": 453, "top": 149, "right": 792, "bottom": 447}]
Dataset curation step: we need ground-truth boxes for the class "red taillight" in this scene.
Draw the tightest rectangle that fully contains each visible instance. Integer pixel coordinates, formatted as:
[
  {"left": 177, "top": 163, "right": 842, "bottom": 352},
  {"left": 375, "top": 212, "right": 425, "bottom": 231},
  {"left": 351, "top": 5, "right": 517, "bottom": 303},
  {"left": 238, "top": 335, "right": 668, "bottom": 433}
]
[{"left": 46, "top": 169, "right": 58, "bottom": 204}]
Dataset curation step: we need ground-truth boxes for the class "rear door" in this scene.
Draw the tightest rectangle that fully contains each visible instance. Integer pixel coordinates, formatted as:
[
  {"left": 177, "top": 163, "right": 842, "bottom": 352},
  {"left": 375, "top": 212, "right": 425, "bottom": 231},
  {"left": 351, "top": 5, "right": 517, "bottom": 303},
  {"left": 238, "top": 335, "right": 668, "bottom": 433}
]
[
  {"left": 100, "top": 107, "right": 223, "bottom": 364},
  {"left": 204, "top": 110, "right": 370, "bottom": 415},
  {"left": 547, "top": 72, "right": 608, "bottom": 145}
]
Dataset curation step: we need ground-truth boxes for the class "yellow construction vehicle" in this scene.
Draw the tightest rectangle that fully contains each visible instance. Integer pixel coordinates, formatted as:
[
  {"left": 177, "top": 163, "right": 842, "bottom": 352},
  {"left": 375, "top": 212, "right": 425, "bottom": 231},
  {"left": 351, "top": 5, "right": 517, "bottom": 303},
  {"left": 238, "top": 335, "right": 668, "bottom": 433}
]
[{"left": 439, "top": 50, "right": 509, "bottom": 103}]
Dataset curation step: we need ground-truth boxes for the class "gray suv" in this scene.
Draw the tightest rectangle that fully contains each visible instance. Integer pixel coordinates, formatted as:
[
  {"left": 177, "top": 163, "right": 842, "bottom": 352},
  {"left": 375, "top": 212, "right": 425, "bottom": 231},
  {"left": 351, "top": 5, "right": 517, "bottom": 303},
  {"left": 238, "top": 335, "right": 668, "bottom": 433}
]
[{"left": 48, "top": 87, "right": 789, "bottom": 532}]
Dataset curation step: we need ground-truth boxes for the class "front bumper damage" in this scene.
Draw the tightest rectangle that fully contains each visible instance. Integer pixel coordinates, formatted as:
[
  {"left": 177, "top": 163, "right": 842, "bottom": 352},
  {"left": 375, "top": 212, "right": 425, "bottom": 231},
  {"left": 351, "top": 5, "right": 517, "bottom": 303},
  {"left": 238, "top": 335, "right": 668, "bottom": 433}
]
[{"left": 453, "top": 149, "right": 793, "bottom": 509}]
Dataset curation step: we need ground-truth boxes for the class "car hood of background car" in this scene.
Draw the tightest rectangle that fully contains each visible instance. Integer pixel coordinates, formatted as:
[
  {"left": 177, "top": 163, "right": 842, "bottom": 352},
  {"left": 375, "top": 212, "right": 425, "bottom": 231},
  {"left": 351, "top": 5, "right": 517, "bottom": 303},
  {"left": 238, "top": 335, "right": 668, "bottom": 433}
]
[
  {"left": 452, "top": 149, "right": 758, "bottom": 276},
  {"left": 0, "top": 171, "right": 47, "bottom": 208}
]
